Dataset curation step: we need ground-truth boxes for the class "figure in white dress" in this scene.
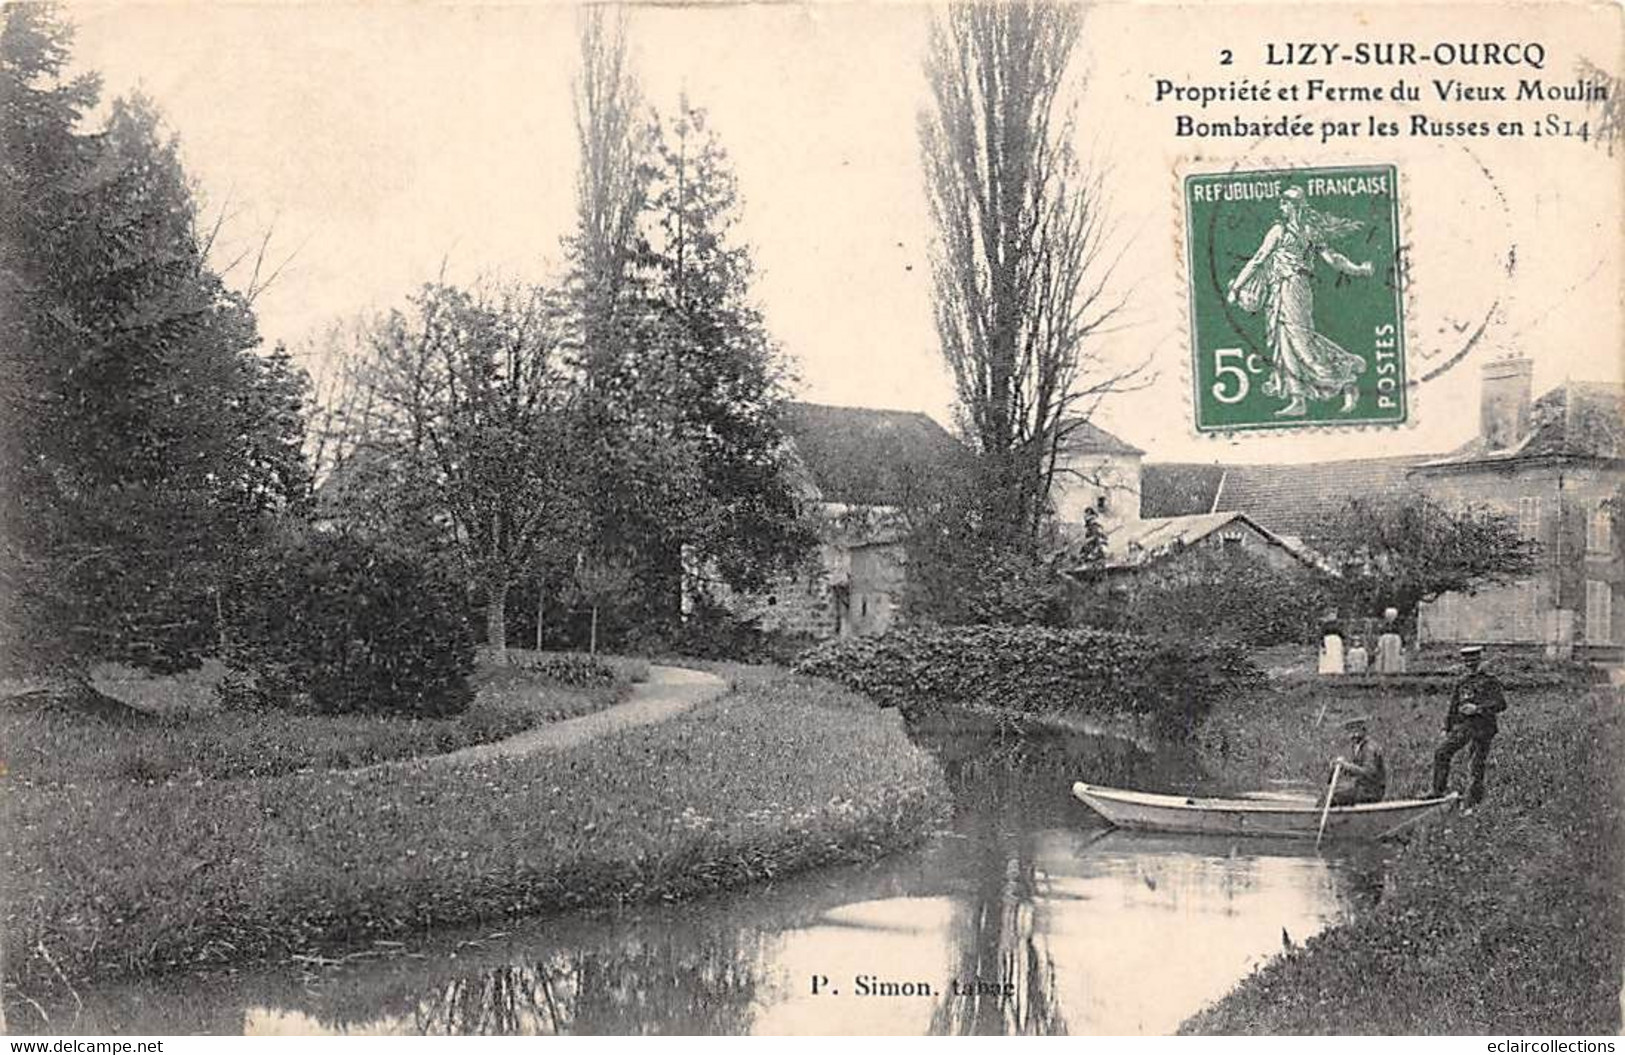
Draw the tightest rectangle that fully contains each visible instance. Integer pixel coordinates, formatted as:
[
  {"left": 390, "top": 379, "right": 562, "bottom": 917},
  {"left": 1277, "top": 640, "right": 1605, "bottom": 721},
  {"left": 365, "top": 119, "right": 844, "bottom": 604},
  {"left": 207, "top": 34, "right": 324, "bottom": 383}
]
[
  {"left": 1226, "top": 187, "right": 1376, "bottom": 418},
  {"left": 1318, "top": 632, "right": 1346, "bottom": 676},
  {"left": 1375, "top": 606, "right": 1407, "bottom": 674}
]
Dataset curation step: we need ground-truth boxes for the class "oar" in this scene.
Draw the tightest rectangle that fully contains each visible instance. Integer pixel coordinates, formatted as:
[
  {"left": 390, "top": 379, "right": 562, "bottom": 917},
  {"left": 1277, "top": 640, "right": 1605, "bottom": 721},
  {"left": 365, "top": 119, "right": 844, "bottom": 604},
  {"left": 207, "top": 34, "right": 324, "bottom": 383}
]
[{"left": 1315, "top": 760, "right": 1343, "bottom": 849}]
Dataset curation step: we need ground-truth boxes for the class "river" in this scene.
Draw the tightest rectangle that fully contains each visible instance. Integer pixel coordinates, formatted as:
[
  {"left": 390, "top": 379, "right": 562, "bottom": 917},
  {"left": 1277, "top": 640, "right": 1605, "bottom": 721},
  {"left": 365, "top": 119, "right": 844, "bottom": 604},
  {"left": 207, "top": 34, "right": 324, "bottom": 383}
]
[{"left": 31, "top": 711, "right": 1393, "bottom": 1036}]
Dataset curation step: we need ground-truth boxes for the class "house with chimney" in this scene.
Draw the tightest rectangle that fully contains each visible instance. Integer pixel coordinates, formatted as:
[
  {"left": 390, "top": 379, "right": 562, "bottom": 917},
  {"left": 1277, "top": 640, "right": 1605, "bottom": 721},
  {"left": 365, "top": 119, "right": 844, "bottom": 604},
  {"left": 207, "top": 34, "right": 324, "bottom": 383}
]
[
  {"left": 1410, "top": 362, "right": 1623, "bottom": 656},
  {"left": 1140, "top": 358, "right": 1625, "bottom": 657}
]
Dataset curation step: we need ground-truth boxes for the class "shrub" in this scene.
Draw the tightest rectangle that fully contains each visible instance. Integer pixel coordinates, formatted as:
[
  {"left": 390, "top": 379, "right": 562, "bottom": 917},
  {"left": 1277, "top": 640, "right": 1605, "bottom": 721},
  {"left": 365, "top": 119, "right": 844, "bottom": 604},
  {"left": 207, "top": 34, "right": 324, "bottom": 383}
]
[
  {"left": 1078, "top": 549, "right": 1333, "bottom": 646},
  {"left": 629, "top": 599, "right": 815, "bottom": 666},
  {"left": 228, "top": 532, "right": 476, "bottom": 717},
  {"left": 501, "top": 650, "right": 616, "bottom": 687},
  {"left": 904, "top": 539, "right": 1073, "bottom": 628},
  {"left": 794, "top": 624, "right": 1261, "bottom": 736}
]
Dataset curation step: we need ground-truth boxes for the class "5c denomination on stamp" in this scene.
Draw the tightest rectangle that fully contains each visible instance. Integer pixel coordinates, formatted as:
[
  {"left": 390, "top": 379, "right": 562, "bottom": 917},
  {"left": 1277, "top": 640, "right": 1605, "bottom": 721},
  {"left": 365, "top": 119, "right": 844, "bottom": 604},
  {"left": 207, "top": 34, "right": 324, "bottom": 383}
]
[{"left": 1185, "top": 163, "right": 1407, "bottom": 432}]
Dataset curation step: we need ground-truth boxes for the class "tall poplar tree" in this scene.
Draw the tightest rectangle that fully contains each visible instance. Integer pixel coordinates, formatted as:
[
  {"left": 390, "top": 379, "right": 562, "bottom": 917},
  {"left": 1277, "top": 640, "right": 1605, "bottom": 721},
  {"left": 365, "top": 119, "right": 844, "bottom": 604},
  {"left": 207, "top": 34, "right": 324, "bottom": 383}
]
[{"left": 918, "top": 1, "right": 1137, "bottom": 550}]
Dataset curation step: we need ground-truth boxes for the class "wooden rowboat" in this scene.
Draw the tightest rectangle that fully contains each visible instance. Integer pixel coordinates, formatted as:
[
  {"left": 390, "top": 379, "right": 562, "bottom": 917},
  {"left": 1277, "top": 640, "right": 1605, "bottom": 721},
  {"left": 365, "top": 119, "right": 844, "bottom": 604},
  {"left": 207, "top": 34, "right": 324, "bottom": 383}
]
[{"left": 1071, "top": 781, "right": 1459, "bottom": 841}]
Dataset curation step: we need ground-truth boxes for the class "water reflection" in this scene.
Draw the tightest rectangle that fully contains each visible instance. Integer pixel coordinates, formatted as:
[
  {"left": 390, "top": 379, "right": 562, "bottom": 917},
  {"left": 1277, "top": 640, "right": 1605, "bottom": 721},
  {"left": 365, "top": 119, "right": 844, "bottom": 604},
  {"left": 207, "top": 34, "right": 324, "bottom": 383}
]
[
  {"left": 406, "top": 931, "right": 767, "bottom": 1035},
  {"left": 12, "top": 711, "right": 1394, "bottom": 1036}
]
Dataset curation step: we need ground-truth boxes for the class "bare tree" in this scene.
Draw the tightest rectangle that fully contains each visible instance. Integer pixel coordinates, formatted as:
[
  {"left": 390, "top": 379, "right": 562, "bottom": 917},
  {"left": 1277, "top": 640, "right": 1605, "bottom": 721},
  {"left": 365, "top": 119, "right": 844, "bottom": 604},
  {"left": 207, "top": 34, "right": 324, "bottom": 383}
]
[
  {"left": 918, "top": 1, "right": 1141, "bottom": 547},
  {"left": 294, "top": 315, "right": 378, "bottom": 497},
  {"left": 350, "top": 280, "right": 583, "bottom": 659}
]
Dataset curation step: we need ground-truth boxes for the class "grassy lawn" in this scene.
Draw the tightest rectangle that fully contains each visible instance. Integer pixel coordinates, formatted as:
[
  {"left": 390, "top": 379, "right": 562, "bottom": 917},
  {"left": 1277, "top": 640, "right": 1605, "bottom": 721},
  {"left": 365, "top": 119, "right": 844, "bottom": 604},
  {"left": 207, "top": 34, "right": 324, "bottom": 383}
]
[
  {"left": 1183, "top": 673, "right": 1623, "bottom": 1034},
  {"left": 0, "top": 657, "right": 643, "bottom": 784},
  {"left": 1, "top": 664, "right": 944, "bottom": 1008}
]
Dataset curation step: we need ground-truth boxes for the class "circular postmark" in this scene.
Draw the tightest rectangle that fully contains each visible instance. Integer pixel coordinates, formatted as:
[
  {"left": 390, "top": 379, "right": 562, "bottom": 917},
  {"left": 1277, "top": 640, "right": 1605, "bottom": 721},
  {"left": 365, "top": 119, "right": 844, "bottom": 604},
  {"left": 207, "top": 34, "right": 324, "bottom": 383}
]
[{"left": 1175, "top": 137, "right": 1518, "bottom": 436}]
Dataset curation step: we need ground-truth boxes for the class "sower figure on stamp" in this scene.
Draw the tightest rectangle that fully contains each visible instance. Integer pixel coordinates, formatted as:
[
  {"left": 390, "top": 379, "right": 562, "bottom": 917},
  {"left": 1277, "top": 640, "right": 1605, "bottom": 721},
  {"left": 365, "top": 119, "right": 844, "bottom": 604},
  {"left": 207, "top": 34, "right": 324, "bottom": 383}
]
[
  {"left": 1431, "top": 645, "right": 1507, "bottom": 812},
  {"left": 1329, "top": 714, "right": 1387, "bottom": 806},
  {"left": 1225, "top": 186, "right": 1375, "bottom": 418}
]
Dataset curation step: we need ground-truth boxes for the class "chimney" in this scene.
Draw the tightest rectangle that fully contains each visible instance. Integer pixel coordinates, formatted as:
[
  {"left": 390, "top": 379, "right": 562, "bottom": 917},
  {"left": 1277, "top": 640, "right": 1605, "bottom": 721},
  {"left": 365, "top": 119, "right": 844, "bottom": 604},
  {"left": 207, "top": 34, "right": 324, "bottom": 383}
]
[{"left": 1480, "top": 356, "right": 1533, "bottom": 451}]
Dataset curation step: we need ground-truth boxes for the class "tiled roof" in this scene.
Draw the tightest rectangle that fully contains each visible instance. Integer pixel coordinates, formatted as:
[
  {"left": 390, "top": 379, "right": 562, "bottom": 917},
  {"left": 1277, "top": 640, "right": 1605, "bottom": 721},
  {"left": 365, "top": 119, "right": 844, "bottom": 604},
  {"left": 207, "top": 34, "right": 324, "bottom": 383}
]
[
  {"left": 1416, "top": 381, "right": 1625, "bottom": 469},
  {"left": 780, "top": 402, "right": 966, "bottom": 506},
  {"left": 1087, "top": 511, "right": 1315, "bottom": 570},
  {"left": 1104, "top": 512, "right": 1242, "bottom": 567},
  {"left": 1140, "top": 455, "right": 1434, "bottom": 540},
  {"left": 1138, "top": 462, "right": 1227, "bottom": 518},
  {"left": 1065, "top": 420, "right": 1144, "bottom": 456}
]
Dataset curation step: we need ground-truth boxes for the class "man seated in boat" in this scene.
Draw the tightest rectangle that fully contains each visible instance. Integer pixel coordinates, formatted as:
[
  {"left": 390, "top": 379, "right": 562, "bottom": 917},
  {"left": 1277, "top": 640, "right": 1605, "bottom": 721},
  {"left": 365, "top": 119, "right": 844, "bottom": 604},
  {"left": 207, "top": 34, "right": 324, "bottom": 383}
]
[{"left": 1329, "top": 714, "right": 1387, "bottom": 805}]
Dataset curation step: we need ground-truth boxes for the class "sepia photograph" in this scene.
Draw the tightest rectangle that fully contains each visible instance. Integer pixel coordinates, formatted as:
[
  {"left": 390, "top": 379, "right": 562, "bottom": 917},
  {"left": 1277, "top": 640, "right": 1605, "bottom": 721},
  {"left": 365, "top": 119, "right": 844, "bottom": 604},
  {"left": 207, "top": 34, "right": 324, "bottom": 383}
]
[{"left": 1, "top": 0, "right": 1621, "bottom": 1040}]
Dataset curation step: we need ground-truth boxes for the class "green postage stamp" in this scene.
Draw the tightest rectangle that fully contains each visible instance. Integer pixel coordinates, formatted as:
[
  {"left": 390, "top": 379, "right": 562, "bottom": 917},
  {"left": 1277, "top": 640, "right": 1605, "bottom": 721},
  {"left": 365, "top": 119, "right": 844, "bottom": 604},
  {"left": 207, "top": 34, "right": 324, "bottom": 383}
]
[{"left": 1185, "top": 164, "right": 1406, "bottom": 432}]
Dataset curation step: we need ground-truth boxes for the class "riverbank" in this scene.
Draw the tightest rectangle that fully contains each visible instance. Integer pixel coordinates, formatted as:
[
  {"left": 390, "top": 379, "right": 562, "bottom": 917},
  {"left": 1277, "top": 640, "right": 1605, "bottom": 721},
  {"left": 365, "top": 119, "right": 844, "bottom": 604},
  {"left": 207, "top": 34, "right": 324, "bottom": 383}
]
[
  {"left": 1, "top": 664, "right": 945, "bottom": 1014},
  {"left": 1183, "top": 677, "right": 1623, "bottom": 1034},
  {"left": 0, "top": 654, "right": 648, "bottom": 783}
]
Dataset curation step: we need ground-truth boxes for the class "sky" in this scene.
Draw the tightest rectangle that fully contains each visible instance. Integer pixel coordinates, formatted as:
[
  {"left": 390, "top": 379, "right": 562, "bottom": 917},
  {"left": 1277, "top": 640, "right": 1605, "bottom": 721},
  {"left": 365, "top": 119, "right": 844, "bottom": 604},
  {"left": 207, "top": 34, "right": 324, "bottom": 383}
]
[{"left": 65, "top": 1, "right": 1624, "bottom": 465}]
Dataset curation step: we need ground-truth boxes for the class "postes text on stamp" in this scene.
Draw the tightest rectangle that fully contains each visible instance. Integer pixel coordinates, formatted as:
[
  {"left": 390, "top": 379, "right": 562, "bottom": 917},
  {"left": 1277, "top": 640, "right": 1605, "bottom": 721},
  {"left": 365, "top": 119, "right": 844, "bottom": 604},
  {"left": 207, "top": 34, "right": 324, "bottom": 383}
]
[{"left": 1185, "top": 164, "right": 1406, "bottom": 432}]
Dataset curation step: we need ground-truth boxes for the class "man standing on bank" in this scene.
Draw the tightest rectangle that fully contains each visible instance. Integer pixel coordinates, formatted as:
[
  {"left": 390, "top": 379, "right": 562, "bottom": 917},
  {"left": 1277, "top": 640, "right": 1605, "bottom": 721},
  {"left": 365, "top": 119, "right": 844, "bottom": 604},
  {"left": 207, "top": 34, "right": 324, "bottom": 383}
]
[
  {"left": 1431, "top": 645, "right": 1508, "bottom": 812},
  {"left": 1330, "top": 715, "right": 1387, "bottom": 805}
]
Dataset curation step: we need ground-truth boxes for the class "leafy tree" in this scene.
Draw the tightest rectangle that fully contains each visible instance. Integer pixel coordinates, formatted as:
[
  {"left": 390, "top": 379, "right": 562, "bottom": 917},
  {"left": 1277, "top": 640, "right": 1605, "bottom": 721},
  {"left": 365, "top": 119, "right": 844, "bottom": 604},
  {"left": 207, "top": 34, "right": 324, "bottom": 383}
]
[
  {"left": 1102, "top": 547, "right": 1333, "bottom": 646},
  {"left": 340, "top": 280, "right": 583, "bottom": 659},
  {"left": 1317, "top": 495, "right": 1540, "bottom": 627},
  {"left": 918, "top": 1, "right": 1142, "bottom": 551},
  {"left": 897, "top": 458, "right": 1072, "bottom": 628},
  {"left": 0, "top": 6, "right": 309, "bottom": 673},
  {"left": 566, "top": 552, "right": 634, "bottom": 656}
]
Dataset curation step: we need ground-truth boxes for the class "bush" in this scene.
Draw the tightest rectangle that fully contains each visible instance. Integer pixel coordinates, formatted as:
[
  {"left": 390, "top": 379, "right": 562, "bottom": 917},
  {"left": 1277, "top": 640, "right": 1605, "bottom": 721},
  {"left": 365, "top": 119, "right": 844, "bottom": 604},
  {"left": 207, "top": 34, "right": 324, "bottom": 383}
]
[
  {"left": 1079, "top": 549, "right": 1332, "bottom": 646},
  {"left": 794, "top": 624, "right": 1261, "bottom": 736},
  {"left": 228, "top": 532, "right": 476, "bottom": 717},
  {"left": 629, "top": 600, "right": 815, "bottom": 666},
  {"left": 904, "top": 540, "right": 1073, "bottom": 628},
  {"left": 501, "top": 650, "right": 616, "bottom": 687}
]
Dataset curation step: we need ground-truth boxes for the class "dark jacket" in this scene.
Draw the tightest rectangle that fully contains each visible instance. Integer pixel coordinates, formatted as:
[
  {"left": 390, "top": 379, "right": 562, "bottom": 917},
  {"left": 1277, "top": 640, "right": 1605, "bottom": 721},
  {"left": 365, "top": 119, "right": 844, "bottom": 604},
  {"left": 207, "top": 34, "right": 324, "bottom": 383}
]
[
  {"left": 1446, "top": 670, "right": 1508, "bottom": 735},
  {"left": 1341, "top": 737, "right": 1387, "bottom": 800}
]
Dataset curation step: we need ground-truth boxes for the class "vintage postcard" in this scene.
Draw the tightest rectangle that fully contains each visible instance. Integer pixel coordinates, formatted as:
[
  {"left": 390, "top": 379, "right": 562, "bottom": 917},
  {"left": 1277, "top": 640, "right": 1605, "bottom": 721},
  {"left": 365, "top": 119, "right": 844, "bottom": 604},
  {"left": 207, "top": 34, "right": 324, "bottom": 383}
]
[{"left": 1, "top": 0, "right": 1620, "bottom": 1043}]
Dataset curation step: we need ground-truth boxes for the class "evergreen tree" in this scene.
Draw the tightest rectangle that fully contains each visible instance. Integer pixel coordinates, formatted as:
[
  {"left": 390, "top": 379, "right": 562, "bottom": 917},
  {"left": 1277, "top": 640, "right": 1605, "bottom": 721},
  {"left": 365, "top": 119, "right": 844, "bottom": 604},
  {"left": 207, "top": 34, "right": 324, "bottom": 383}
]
[
  {"left": 0, "top": 5, "right": 308, "bottom": 672},
  {"left": 565, "top": 20, "right": 810, "bottom": 637},
  {"left": 644, "top": 101, "right": 812, "bottom": 594}
]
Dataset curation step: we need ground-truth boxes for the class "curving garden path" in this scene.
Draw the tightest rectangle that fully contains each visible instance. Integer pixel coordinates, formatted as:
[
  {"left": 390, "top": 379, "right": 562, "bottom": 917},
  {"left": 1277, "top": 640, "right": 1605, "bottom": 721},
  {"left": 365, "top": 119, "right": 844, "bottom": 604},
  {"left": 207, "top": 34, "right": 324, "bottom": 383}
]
[{"left": 421, "top": 664, "right": 728, "bottom": 767}]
